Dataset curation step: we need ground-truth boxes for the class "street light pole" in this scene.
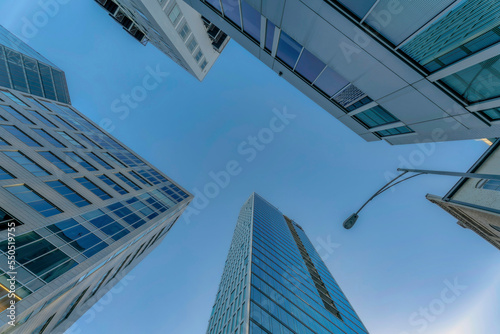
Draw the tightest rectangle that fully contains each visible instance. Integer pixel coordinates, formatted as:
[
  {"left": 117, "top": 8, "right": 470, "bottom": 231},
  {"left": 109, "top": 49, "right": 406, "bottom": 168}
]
[{"left": 343, "top": 167, "right": 500, "bottom": 230}]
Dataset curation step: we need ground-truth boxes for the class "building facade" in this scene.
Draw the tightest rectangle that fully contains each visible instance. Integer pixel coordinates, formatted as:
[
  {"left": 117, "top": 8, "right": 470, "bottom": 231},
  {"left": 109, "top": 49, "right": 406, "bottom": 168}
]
[
  {"left": 207, "top": 193, "right": 367, "bottom": 334},
  {"left": 183, "top": 0, "right": 500, "bottom": 144},
  {"left": 427, "top": 139, "right": 500, "bottom": 251},
  {"left": 94, "top": 0, "right": 229, "bottom": 81},
  {"left": 0, "top": 28, "right": 193, "bottom": 333}
]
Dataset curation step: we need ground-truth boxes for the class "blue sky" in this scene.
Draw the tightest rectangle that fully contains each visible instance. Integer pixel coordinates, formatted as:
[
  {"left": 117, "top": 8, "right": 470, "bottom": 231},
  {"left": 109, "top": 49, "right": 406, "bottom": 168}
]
[{"left": 1, "top": 1, "right": 499, "bottom": 333}]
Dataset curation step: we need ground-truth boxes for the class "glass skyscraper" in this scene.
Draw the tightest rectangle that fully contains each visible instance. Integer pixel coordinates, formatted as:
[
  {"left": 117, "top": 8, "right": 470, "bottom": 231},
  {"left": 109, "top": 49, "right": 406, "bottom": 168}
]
[
  {"left": 0, "top": 26, "right": 192, "bottom": 333},
  {"left": 207, "top": 193, "right": 368, "bottom": 334}
]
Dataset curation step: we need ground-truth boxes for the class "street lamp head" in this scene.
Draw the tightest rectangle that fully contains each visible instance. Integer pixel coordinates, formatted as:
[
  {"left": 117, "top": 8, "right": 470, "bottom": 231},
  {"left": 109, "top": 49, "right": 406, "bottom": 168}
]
[{"left": 343, "top": 213, "right": 359, "bottom": 230}]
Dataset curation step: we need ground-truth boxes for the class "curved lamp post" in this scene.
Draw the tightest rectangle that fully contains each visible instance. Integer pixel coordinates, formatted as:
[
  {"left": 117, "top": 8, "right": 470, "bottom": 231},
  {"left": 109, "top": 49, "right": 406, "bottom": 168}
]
[{"left": 343, "top": 167, "right": 500, "bottom": 230}]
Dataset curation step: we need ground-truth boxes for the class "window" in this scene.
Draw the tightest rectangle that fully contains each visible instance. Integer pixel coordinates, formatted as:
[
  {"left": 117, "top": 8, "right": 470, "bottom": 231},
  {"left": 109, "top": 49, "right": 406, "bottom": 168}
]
[
  {"left": 206, "top": 0, "right": 222, "bottom": 11},
  {"left": 477, "top": 179, "right": 500, "bottom": 191},
  {"left": 480, "top": 108, "right": 500, "bottom": 121},
  {"left": 276, "top": 31, "right": 302, "bottom": 68},
  {"left": 4, "top": 151, "right": 50, "bottom": 176},
  {"left": 265, "top": 20, "right": 276, "bottom": 52},
  {"left": 375, "top": 126, "right": 413, "bottom": 137},
  {"left": 313, "top": 66, "right": 349, "bottom": 97},
  {"left": 0, "top": 137, "right": 9, "bottom": 146},
  {"left": 34, "top": 314, "right": 55, "bottom": 334},
  {"left": 178, "top": 23, "right": 191, "bottom": 41},
  {"left": 26, "top": 96, "right": 52, "bottom": 111},
  {"left": 200, "top": 59, "right": 208, "bottom": 70},
  {"left": 39, "top": 151, "right": 76, "bottom": 173},
  {"left": 75, "top": 177, "right": 112, "bottom": 200},
  {"left": 195, "top": 50, "right": 203, "bottom": 63},
  {"left": 102, "top": 152, "right": 127, "bottom": 168},
  {"left": 65, "top": 152, "right": 97, "bottom": 171},
  {"left": 294, "top": 49, "right": 326, "bottom": 84},
  {"left": 168, "top": 4, "right": 182, "bottom": 25},
  {"left": 129, "top": 170, "right": 152, "bottom": 186},
  {"left": 115, "top": 172, "right": 141, "bottom": 190},
  {"left": 107, "top": 202, "right": 145, "bottom": 228},
  {"left": 0, "top": 166, "right": 14, "bottom": 180},
  {"left": 241, "top": 1, "right": 260, "bottom": 42},
  {"left": 1, "top": 91, "right": 28, "bottom": 106},
  {"left": 97, "top": 175, "right": 128, "bottom": 195},
  {"left": 0, "top": 105, "right": 34, "bottom": 124},
  {"left": 47, "top": 219, "right": 107, "bottom": 257},
  {"left": 5, "top": 184, "right": 62, "bottom": 217},
  {"left": 0, "top": 207, "right": 23, "bottom": 231},
  {"left": 1, "top": 125, "right": 41, "bottom": 146},
  {"left": 26, "top": 110, "right": 57, "bottom": 127},
  {"left": 81, "top": 209, "right": 129, "bottom": 240},
  {"left": 88, "top": 152, "right": 113, "bottom": 170},
  {"left": 46, "top": 180, "right": 91, "bottom": 207},
  {"left": 221, "top": 0, "right": 241, "bottom": 27},
  {"left": 77, "top": 133, "right": 101, "bottom": 149},
  {"left": 56, "top": 131, "right": 85, "bottom": 148},
  {"left": 32, "top": 128, "right": 66, "bottom": 148},
  {"left": 353, "top": 105, "right": 399, "bottom": 128},
  {"left": 187, "top": 38, "right": 198, "bottom": 53}
]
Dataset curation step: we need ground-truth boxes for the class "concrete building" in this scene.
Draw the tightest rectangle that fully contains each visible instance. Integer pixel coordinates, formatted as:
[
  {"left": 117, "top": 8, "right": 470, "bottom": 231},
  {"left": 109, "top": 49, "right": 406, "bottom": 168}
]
[
  {"left": 94, "top": 0, "right": 229, "bottom": 81},
  {"left": 207, "top": 193, "right": 368, "bottom": 333},
  {"left": 182, "top": 0, "right": 500, "bottom": 144},
  {"left": 0, "top": 27, "right": 193, "bottom": 333},
  {"left": 427, "top": 139, "right": 500, "bottom": 251}
]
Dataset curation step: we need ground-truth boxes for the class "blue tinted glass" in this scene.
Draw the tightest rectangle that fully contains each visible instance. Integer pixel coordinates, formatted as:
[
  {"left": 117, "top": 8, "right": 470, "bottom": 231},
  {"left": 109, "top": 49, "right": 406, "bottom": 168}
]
[
  {"left": 88, "top": 153, "right": 113, "bottom": 170},
  {"left": 206, "top": 0, "right": 222, "bottom": 12},
  {"left": 6, "top": 185, "right": 61, "bottom": 217},
  {"left": 221, "top": 0, "right": 241, "bottom": 27},
  {"left": 65, "top": 152, "right": 96, "bottom": 171},
  {"left": 115, "top": 172, "right": 141, "bottom": 190},
  {"left": 97, "top": 175, "right": 128, "bottom": 195},
  {"left": 46, "top": 180, "right": 90, "bottom": 207},
  {"left": 0, "top": 137, "right": 9, "bottom": 146},
  {"left": 276, "top": 32, "right": 302, "bottom": 68},
  {"left": 4, "top": 151, "right": 49, "bottom": 176},
  {"left": 376, "top": 126, "right": 413, "bottom": 137},
  {"left": 75, "top": 177, "right": 112, "bottom": 200},
  {"left": 295, "top": 49, "right": 325, "bottom": 83},
  {"left": 482, "top": 108, "right": 500, "bottom": 121},
  {"left": 0, "top": 166, "right": 14, "bottom": 180},
  {"left": 0, "top": 105, "right": 33, "bottom": 124},
  {"left": 265, "top": 20, "right": 276, "bottom": 51},
  {"left": 354, "top": 105, "right": 399, "bottom": 128},
  {"left": 32, "top": 128, "right": 65, "bottom": 148},
  {"left": 241, "top": 1, "right": 260, "bottom": 42},
  {"left": 1, "top": 125, "right": 41, "bottom": 146},
  {"left": 39, "top": 151, "right": 76, "bottom": 173},
  {"left": 313, "top": 67, "right": 349, "bottom": 97},
  {"left": 26, "top": 110, "right": 56, "bottom": 127}
]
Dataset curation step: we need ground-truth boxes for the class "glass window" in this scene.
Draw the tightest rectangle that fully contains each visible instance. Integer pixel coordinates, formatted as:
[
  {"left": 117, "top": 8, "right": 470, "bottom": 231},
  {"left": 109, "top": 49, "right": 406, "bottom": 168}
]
[
  {"left": 481, "top": 108, "right": 500, "bottom": 121},
  {"left": 0, "top": 207, "right": 23, "bottom": 231},
  {"left": 115, "top": 172, "right": 141, "bottom": 191},
  {"left": 354, "top": 105, "right": 399, "bottom": 128},
  {"left": 4, "top": 151, "right": 50, "bottom": 176},
  {"left": 5, "top": 184, "right": 62, "bottom": 217},
  {"left": 26, "top": 97, "right": 51, "bottom": 111},
  {"left": 47, "top": 219, "right": 107, "bottom": 257},
  {"left": 75, "top": 177, "right": 112, "bottom": 200},
  {"left": 206, "top": 0, "right": 222, "bottom": 12},
  {"left": 81, "top": 209, "right": 128, "bottom": 240},
  {"left": 168, "top": 4, "right": 182, "bottom": 25},
  {"left": 0, "top": 105, "right": 34, "bottom": 124},
  {"left": 0, "top": 137, "right": 8, "bottom": 146},
  {"left": 221, "top": 0, "right": 241, "bottom": 27},
  {"left": 56, "top": 131, "right": 84, "bottom": 148},
  {"left": 0, "top": 166, "right": 14, "bottom": 180},
  {"left": 65, "top": 152, "right": 97, "bottom": 171},
  {"left": 276, "top": 32, "right": 302, "bottom": 68},
  {"left": 480, "top": 179, "right": 500, "bottom": 191},
  {"left": 313, "top": 67, "right": 349, "bottom": 97},
  {"left": 26, "top": 110, "right": 57, "bottom": 127},
  {"left": 241, "top": 1, "right": 260, "bottom": 42},
  {"left": 0, "top": 91, "right": 28, "bottom": 106},
  {"left": 102, "top": 152, "right": 127, "bottom": 168},
  {"left": 375, "top": 126, "right": 413, "bottom": 137},
  {"left": 77, "top": 133, "right": 101, "bottom": 149},
  {"left": 32, "top": 128, "right": 66, "bottom": 148},
  {"left": 129, "top": 170, "right": 152, "bottom": 186},
  {"left": 107, "top": 202, "right": 146, "bottom": 228},
  {"left": 440, "top": 54, "right": 500, "bottom": 103},
  {"left": 200, "top": 59, "right": 208, "bottom": 70},
  {"left": 39, "top": 151, "right": 76, "bottom": 173},
  {"left": 295, "top": 49, "right": 326, "bottom": 83},
  {"left": 187, "top": 38, "right": 198, "bottom": 53},
  {"left": 88, "top": 152, "right": 113, "bottom": 170},
  {"left": 46, "top": 180, "right": 91, "bottom": 207},
  {"left": 1, "top": 125, "right": 41, "bottom": 146},
  {"left": 178, "top": 23, "right": 191, "bottom": 41},
  {"left": 97, "top": 175, "right": 128, "bottom": 195},
  {"left": 265, "top": 20, "right": 276, "bottom": 52},
  {"left": 195, "top": 50, "right": 203, "bottom": 63}
]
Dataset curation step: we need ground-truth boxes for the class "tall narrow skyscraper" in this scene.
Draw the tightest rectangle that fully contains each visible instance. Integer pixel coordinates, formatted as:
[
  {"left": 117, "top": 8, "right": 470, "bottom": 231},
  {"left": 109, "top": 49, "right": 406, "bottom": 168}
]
[
  {"left": 0, "top": 26, "right": 192, "bottom": 333},
  {"left": 207, "top": 193, "right": 368, "bottom": 334}
]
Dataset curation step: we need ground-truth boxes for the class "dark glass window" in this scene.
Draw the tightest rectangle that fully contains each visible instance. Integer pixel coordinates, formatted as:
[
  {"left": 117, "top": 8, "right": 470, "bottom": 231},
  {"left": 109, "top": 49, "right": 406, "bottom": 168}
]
[
  {"left": 241, "top": 1, "right": 260, "bottom": 42},
  {"left": 56, "top": 131, "right": 84, "bottom": 148},
  {"left": 39, "top": 151, "right": 76, "bottom": 173},
  {"left": 221, "top": 0, "right": 241, "bottom": 27},
  {"left": 26, "top": 97, "right": 51, "bottom": 111},
  {"left": 65, "top": 152, "right": 97, "bottom": 171},
  {"left": 52, "top": 69, "right": 69, "bottom": 103},
  {"left": 26, "top": 110, "right": 57, "bottom": 127},
  {"left": 77, "top": 133, "right": 101, "bottom": 149},
  {"left": 265, "top": 20, "right": 275, "bottom": 52},
  {"left": 97, "top": 174, "right": 128, "bottom": 195},
  {"left": 32, "top": 128, "right": 66, "bottom": 148},
  {"left": 107, "top": 202, "right": 146, "bottom": 228},
  {"left": 48, "top": 219, "right": 107, "bottom": 257},
  {"left": 102, "top": 152, "right": 127, "bottom": 168},
  {"left": 5, "top": 184, "right": 62, "bottom": 217},
  {"left": 295, "top": 49, "right": 326, "bottom": 83},
  {"left": 276, "top": 32, "right": 302, "bottom": 68},
  {"left": 81, "top": 209, "right": 128, "bottom": 240},
  {"left": 39, "top": 63, "right": 57, "bottom": 100},
  {"left": 354, "top": 105, "right": 399, "bottom": 128},
  {"left": 4, "top": 151, "right": 50, "bottom": 176},
  {"left": 115, "top": 172, "right": 141, "bottom": 190},
  {"left": 1, "top": 125, "right": 41, "bottom": 146},
  {"left": 313, "top": 67, "right": 349, "bottom": 97},
  {"left": 0, "top": 105, "right": 34, "bottom": 124},
  {"left": 75, "top": 177, "right": 112, "bottom": 200},
  {"left": 0, "top": 166, "right": 14, "bottom": 180},
  {"left": 205, "top": 0, "right": 222, "bottom": 12},
  {"left": 0, "top": 90, "right": 28, "bottom": 106},
  {"left": 178, "top": 23, "right": 191, "bottom": 41},
  {"left": 46, "top": 180, "right": 90, "bottom": 207},
  {"left": 375, "top": 126, "right": 413, "bottom": 137},
  {"left": 0, "top": 137, "right": 8, "bottom": 146},
  {"left": 129, "top": 170, "right": 152, "bottom": 186},
  {"left": 0, "top": 207, "right": 23, "bottom": 231},
  {"left": 481, "top": 108, "right": 500, "bottom": 121},
  {"left": 23, "top": 56, "right": 44, "bottom": 97},
  {"left": 88, "top": 152, "right": 113, "bottom": 170}
]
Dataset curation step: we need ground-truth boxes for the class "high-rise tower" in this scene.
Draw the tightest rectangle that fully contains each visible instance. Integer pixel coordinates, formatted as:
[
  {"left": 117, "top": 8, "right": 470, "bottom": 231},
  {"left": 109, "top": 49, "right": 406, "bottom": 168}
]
[
  {"left": 207, "top": 193, "right": 368, "bottom": 334},
  {"left": 0, "top": 26, "right": 192, "bottom": 333}
]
